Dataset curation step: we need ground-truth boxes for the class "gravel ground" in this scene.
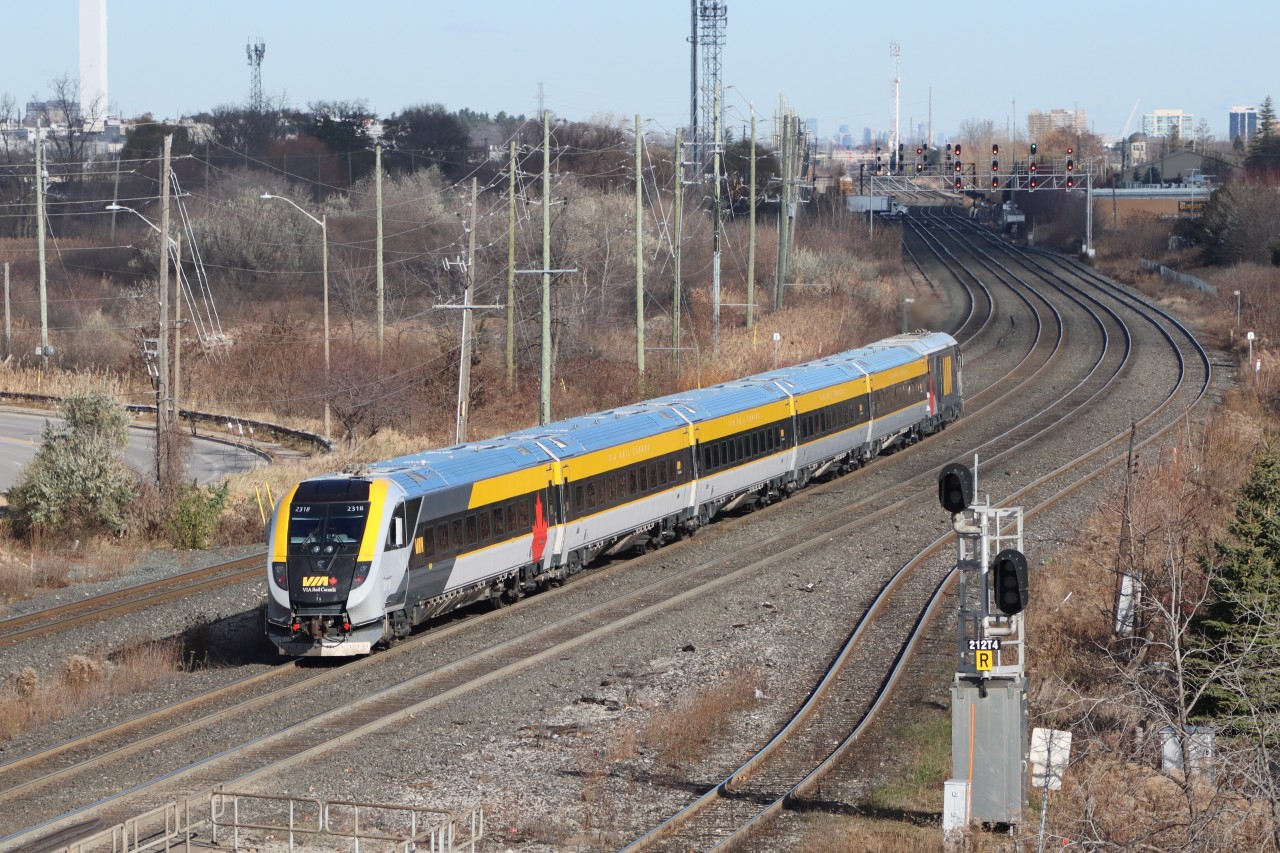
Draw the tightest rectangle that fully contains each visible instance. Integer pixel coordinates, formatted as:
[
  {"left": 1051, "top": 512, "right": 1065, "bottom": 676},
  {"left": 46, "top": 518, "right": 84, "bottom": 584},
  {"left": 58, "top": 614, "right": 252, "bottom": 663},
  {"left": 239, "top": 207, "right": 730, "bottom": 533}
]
[{"left": 0, "top": 246, "right": 1231, "bottom": 852}]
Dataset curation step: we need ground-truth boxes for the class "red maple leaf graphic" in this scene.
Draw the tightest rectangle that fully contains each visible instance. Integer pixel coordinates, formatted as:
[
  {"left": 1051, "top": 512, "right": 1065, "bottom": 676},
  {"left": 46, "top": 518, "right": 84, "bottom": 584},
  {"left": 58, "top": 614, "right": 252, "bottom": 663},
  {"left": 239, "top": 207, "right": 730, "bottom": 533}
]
[{"left": 531, "top": 492, "right": 548, "bottom": 563}]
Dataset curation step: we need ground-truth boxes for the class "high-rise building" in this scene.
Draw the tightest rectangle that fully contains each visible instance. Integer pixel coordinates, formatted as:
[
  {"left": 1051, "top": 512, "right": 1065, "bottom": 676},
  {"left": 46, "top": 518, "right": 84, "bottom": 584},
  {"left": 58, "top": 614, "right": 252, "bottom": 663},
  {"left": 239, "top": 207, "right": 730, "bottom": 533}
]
[
  {"left": 1229, "top": 106, "right": 1259, "bottom": 144},
  {"left": 79, "top": 0, "right": 107, "bottom": 127},
  {"left": 1027, "top": 108, "right": 1088, "bottom": 138},
  {"left": 1141, "top": 109, "right": 1193, "bottom": 139}
]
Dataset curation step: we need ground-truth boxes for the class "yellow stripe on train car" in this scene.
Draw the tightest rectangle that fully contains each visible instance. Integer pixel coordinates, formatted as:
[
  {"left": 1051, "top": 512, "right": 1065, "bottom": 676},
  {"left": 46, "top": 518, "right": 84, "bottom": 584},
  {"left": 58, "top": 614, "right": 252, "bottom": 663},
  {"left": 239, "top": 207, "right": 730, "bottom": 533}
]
[
  {"left": 271, "top": 483, "right": 300, "bottom": 563},
  {"left": 357, "top": 479, "right": 391, "bottom": 562},
  {"left": 868, "top": 359, "right": 927, "bottom": 388},
  {"left": 696, "top": 399, "right": 793, "bottom": 442},
  {"left": 566, "top": 428, "right": 691, "bottom": 480},
  {"left": 469, "top": 464, "right": 555, "bottom": 510},
  {"left": 791, "top": 378, "right": 872, "bottom": 414}
]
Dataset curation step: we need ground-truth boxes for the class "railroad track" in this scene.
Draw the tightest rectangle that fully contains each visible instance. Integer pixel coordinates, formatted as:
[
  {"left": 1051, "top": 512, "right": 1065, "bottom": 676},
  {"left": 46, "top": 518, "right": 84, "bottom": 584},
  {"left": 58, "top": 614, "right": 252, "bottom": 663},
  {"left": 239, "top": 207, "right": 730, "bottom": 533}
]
[
  {"left": 616, "top": 206, "right": 1210, "bottom": 851},
  {"left": 1, "top": 213, "right": 1211, "bottom": 852},
  {"left": 0, "top": 556, "right": 261, "bottom": 650}
]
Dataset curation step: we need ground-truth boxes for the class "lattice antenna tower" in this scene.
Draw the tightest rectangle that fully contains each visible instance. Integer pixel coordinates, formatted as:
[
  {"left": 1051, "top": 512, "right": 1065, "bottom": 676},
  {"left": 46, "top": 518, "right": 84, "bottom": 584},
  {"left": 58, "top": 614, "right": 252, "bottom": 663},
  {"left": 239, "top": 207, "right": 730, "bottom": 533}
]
[
  {"left": 247, "top": 37, "right": 266, "bottom": 112},
  {"left": 697, "top": 1, "right": 727, "bottom": 178},
  {"left": 889, "top": 41, "right": 900, "bottom": 162}
]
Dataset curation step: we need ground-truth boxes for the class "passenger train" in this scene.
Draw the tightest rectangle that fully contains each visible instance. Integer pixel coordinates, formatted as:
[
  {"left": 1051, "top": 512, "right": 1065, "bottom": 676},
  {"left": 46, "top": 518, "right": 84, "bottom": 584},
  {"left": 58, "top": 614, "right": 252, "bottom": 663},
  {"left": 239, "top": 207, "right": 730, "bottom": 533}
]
[{"left": 265, "top": 331, "right": 963, "bottom": 656}]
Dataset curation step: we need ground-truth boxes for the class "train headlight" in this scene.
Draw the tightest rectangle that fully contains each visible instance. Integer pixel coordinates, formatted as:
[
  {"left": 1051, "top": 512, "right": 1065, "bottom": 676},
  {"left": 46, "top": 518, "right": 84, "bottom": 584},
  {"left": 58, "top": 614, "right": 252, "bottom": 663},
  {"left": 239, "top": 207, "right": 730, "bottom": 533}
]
[
  {"left": 351, "top": 561, "right": 373, "bottom": 588},
  {"left": 271, "top": 562, "right": 288, "bottom": 588}
]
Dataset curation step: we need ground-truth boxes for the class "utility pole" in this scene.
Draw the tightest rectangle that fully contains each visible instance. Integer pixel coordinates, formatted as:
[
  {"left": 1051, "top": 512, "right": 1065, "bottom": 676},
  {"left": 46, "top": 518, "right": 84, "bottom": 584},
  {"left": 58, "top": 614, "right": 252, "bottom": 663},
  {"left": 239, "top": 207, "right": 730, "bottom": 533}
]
[
  {"left": 456, "top": 177, "right": 477, "bottom": 444},
  {"left": 3, "top": 262, "right": 9, "bottom": 361},
  {"left": 541, "top": 110, "right": 553, "bottom": 425},
  {"left": 712, "top": 82, "right": 723, "bottom": 357},
  {"left": 673, "top": 128, "right": 683, "bottom": 376},
  {"left": 173, "top": 234, "right": 183, "bottom": 424},
  {"left": 774, "top": 108, "right": 789, "bottom": 310},
  {"left": 35, "top": 121, "right": 48, "bottom": 370},
  {"left": 746, "top": 106, "right": 756, "bottom": 329},
  {"left": 635, "top": 114, "right": 645, "bottom": 376},
  {"left": 157, "top": 134, "right": 173, "bottom": 487},
  {"left": 375, "top": 142, "right": 384, "bottom": 359},
  {"left": 507, "top": 139, "right": 517, "bottom": 388}
]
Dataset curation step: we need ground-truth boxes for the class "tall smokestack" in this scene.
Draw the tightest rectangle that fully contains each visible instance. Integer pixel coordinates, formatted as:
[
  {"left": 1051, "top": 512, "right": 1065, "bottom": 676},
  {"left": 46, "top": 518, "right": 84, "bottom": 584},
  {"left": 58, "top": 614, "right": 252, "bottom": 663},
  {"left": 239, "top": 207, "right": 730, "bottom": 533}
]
[{"left": 79, "top": 0, "right": 107, "bottom": 127}]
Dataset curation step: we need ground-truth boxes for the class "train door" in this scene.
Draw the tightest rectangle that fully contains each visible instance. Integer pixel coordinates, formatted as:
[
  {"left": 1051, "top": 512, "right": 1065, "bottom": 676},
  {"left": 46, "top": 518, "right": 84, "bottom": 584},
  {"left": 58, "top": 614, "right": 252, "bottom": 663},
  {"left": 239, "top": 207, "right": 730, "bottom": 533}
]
[{"left": 382, "top": 496, "right": 421, "bottom": 609}]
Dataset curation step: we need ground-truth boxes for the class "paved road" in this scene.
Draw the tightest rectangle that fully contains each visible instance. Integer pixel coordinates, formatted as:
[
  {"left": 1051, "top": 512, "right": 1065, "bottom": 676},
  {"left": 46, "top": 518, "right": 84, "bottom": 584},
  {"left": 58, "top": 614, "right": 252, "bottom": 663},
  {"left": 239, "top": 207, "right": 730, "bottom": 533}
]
[{"left": 0, "top": 409, "right": 268, "bottom": 493}]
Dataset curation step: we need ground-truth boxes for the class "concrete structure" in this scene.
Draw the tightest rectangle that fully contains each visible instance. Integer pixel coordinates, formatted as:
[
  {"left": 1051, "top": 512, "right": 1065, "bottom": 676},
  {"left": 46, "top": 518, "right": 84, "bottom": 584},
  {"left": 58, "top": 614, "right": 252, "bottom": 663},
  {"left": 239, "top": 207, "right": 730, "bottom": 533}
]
[
  {"left": 1027, "top": 108, "right": 1088, "bottom": 138},
  {"left": 1229, "top": 106, "right": 1258, "bottom": 144},
  {"left": 79, "top": 0, "right": 107, "bottom": 128},
  {"left": 1141, "top": 109, "right": 1193, "bottom": 140}
]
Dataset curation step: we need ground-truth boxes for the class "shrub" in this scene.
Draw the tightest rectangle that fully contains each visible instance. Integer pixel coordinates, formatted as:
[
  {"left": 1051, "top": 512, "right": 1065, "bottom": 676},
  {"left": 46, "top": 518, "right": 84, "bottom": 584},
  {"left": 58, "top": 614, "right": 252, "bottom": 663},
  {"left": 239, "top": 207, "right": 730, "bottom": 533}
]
[
  {"left": 6, "top": 384, "right": 136, "bottom": 538},
  {"left": 165, "top": 481, "right": 229, "bottom": 549}
]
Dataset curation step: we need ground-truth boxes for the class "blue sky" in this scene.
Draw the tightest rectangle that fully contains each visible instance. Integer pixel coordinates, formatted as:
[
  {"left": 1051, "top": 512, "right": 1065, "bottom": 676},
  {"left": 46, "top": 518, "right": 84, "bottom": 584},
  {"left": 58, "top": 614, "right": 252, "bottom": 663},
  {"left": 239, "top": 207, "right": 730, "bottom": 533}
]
[{"left": 6, "top": 1, "right": 1270, "bottom": 143}]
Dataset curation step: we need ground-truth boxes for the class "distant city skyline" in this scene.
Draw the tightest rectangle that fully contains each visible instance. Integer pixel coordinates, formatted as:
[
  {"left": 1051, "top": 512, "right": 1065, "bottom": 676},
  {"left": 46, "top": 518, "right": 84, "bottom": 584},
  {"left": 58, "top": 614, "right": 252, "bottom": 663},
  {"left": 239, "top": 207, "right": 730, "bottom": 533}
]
[{"left": 2, "top": 1, "right": 1269, "bottom": 145}]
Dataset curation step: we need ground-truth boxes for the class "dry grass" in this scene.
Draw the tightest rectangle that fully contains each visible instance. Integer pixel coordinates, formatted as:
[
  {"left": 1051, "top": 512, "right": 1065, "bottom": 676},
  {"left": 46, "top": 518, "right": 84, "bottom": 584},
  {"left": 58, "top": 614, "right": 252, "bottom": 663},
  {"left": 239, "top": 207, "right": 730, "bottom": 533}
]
[
  {"left": 639, "top": 665, "right": 764, "bottom": 771},
  {"left": 0, "top": 639, "right": 183, "bottom": 742}
]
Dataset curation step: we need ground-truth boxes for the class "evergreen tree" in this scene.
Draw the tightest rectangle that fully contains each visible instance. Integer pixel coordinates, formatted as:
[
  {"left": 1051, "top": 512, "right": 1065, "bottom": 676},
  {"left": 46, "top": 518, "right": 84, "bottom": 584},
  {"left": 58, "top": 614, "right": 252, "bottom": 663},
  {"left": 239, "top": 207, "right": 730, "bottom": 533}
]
[
  {"left": 1246, "top": 96, "right": 1280, "bottom": 177},
  {"left": 1191, "top": 448, "right": 1280, "bottom": 725},
  {"left": 6, "top": 387, "right": 136, "bottom": 537}
]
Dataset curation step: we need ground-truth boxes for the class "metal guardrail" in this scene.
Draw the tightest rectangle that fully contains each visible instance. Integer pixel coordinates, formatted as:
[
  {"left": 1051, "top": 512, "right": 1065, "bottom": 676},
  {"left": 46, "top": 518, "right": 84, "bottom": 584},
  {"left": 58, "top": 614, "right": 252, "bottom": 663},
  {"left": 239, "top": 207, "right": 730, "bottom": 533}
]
[
  {"left": 19, "top": 793, "right": 483, "bottom": 853},
  {"left": 1138, "top": 258, "right": 1217, "bottom": 295},
  {"left": 0, "top": 391, "right": 332, "bottom": 454}
]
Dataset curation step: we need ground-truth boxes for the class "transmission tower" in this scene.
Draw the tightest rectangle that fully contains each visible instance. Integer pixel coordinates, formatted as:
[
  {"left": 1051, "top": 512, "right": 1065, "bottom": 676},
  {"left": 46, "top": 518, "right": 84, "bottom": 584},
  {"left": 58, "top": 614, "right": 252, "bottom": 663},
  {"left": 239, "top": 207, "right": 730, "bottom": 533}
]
[
  {"left": 696, "top": 1, "right": 727, "bottom": 178},
  {"left": 246, "top": 37, "right": 266, "bottom": 112},
  {"left": 889, "top": 41, "right": 900, "bottom": 167}
]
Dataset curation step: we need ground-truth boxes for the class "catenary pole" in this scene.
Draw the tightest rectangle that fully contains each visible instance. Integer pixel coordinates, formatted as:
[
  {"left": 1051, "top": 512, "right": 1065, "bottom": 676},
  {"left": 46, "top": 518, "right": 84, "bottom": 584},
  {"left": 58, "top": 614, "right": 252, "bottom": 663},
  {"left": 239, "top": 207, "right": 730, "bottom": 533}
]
[
  {"left": 3, "top": 262, "right": 9, "bottom": 361},
  {"left": 173, "top": 234, "right": 182, "bottom": 425}
]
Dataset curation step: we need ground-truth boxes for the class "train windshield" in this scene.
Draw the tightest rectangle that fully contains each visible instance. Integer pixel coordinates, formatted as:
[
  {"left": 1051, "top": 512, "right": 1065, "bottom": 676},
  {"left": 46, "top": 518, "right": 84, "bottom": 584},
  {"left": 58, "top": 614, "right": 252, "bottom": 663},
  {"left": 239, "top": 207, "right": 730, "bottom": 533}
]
[{"left": 287, "top": 502, "right": 370, "bottom": 554}]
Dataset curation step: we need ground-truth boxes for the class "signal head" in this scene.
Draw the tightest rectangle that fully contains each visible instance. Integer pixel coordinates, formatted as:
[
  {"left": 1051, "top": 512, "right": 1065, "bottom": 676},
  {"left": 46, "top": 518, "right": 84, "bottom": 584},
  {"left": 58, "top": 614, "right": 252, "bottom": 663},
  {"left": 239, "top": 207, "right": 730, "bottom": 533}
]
[
  {"left": 1030, "top": 142, "right": 1037, "bottom": 155},
  {"left": 1029, "top": 177, "right": 1038, "bottom": 189},
  {"left": 954, "top": 177, "right": 962, "bottom": 190},
  {"left": 917, "top": 146, "right": 923, "bottom": 156},
  {"left": 1067, "top": 146, "right": 1073, "bottom": 155},
  {"left": 938, "top": 463, "right": 974, "bottom": 513},
  {"left": 955, "top": 144, "right": 962, "bottom": 156},
  {"left": 1067, "top": 158, "right": 1074, "bottom": 171},
  {"left": 992, "top": 159, "right": 999, "bottom": 172},
  {"left": 916, "top": 162, "right": 923, "bottom": 172},
  {"left": 1030, "top": 162, "right": 1037, "bottom": 173},
  {"left": 992, "top": 176, "right": 999, "bottom": 189},
  {"left": 992, "top": 143, "right": 999, "bottom": 156},
  {"left": 955, "top": 160, "right": 962, "bottom": 172},
  {"left": 1066, "top": 175, "right": 1075, "bottom": 188},
  {"left": 991, "top": 548, "right": 1030, "bottom": 615}
]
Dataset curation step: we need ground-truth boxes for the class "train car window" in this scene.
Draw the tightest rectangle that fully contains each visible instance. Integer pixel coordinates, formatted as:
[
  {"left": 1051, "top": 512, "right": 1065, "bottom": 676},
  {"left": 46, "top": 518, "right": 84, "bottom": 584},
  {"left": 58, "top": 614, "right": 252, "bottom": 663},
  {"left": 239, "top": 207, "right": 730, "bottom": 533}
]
[
  {"left": 422, "top": 527, "right": 435, "bottom": 557},
  {"left": 628, "top": 470, "right": 636, "bottom": 494},
  {"left": 586, "top": 482, "right": 596, "bottom": 508},
  {"left": 639, "top": 465, "right": 648, "bottom": 491},
  {"left": 574, "top": 485, "right": 583, "bottom": 511},
  {"left": 658, "top": 460, "right": 667, "bottom": 486},
  {"left": 386, "top": 503, "right": 407, "bottom": 550},
  {"left": 451, "top": 518, "right": 464, "bottom": 551},
  {"left": 437, "top": 523, "right": 449, "bottom": 553},
  {"left": 607, "top": 476, "right": 617, "bottom": 501},
  {"left": 479, "top": 510, "right": 491, "bottom": 541},
  {"left": 465, "top": 515, "right": 477, "bottom": 544},
  {"left": 518, "top": 499, "right": 530, "bottom": 528},
  {"left": 493, "top": 508, "right": 505, "bottom": 537}
]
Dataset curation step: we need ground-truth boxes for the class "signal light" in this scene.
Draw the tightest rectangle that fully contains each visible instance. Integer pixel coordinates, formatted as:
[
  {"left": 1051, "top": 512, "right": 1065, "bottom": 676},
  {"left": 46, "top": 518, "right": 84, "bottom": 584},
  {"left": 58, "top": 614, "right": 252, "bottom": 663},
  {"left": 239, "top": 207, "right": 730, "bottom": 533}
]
[
  {"left": 955, "top": 177, "right": 962, "bottom": 190},
  {"left": 992, "top": 159, "right": 999, "bottom": 172},
  {"left": 1029, "top": 177, "right": 1038, "bottom": 190},
  {"left": 1066, "top": 176, "right": 1075, "bottom": 188},
  {"left": 992, "top": 143, "right": 999, "bottom": 156},
  {"left": 991, "top": 548, "right": 1030, "bottom": 615},
  {"left": 938, "top": 463, "right": 975, "bottom": 514},
  {"left": 1066, "top": 146, "right": 1073, "bottom": 156},
  {"left": 916, "top": 162, "right": 923, "bottom": 172},
  {"left": 1030, "top": 162, "right": 1037, "bottom": 173},
  {"left": 954, "top": 144, "right": 962, "bottom": 157},
  {"left": 992, "top": 177, "right": 999, "bottom": 189},
  {"left": 954, "top": 160, "right": 962, "bottom": 172},
  {"left": 917, "top": 146, "right": 923, "bottom": 156},
  {"left": 1066, "top": 158, "right": 1074, "bottom": 172},
  {"left": 1030, "top": 142, "right": 1037, "bottom": 156}
]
